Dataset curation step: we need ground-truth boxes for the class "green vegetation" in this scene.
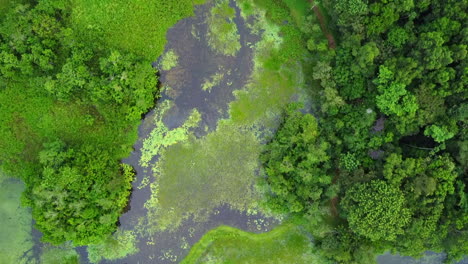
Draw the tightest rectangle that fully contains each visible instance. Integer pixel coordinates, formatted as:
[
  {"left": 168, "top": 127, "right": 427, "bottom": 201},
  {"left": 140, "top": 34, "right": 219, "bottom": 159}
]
[
  {"left": 256, "top": 0, "right": 468, "bottom": 263},
  {"left": 185, "top": 0, "right": 467, "bottom": 263},
  {"left": 71, "top": 0, "right": 205, "bottom": 59},
  {"left": 1, "top": 0, "right": 467, "bottom": 263},
  {"left": 229, "top": 0, "right": 309, "bottom": 126},
  {"left": 140, "top": 101, "right": 201, "bottom": 167},
  {"left": 0, "top": 0, "right": 205, "bottom": 249},
  {"left": 202, "top": 70, "right": 225, "bottom": 92},
  {"left": 0, "top": 0, "right": 13, "bottom": 13},
  {"left": 260, "top": 104, "right": 332, "bottom": 215},
  {"left": 341, "top": 180, "right": 411, "bottom": 242},
  {"left": 140, "top": 0, "right": 310, "bottom": 238},
  {"left": 160, "top": 49, "right": 179, "bottom": 71},
  {"left": 0, "top": 1, "right": 150, "bottom": 244},
  {"left": 206, "top": 0, "right": 241, "bottom": 56},
  {"left": 144, "top": 121, "right": 261, "bottom": 231},
  {"left": 182, "top": 224, "right": 330, "bottom": 264},
  {"left": 40, "top": 246, "right": 79, "bottom": 264},
  {"left": 0, "top": 0, "right": 24, "bottom": 15},
  {"left": 0, "top": 178, "right": 35, "bottom": 264},
  {"left": 87, "top": 230, "right": 138, "bottom": 263}
]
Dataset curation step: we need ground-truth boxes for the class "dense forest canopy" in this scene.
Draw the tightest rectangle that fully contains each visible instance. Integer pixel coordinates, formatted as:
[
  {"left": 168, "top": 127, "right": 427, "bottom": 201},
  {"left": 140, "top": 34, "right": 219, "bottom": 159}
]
[
  {"left": 260, "top": 0, "right": 467, "bottom": 263},
  {"left": 0, "top": 0, "right": 160, "bottom": 245}
]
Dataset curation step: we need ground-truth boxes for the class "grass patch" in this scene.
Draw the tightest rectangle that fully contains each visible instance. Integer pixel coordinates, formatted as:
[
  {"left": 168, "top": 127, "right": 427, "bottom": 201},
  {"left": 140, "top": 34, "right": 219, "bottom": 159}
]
[
  {"left": 182, "top": 224, "right": 325, "bottom": 264},
  {"left": 0, "top": 83, "right": 137, "bottom": 177},
  {"left": 71, "top": 0, "right": 206, "bottom": 60},
  {"left": 282, "top": 0, "right": 310, "bottom": 25},
  {"left": 0, "top": 0, "right": 10, "bottom": 13}
]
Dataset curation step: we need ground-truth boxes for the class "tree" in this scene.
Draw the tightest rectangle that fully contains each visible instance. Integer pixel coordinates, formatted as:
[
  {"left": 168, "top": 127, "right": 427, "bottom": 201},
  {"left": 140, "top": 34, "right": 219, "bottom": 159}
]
[
  {"left": 26, "top": 141, "right": 134, "bottom": 245},
  {"left": 308, "top": 0, "right": 468, "bottom": 261},
  {"left": 424, "top": 124, "right": 456, "bottom": 143},
  {"left": 381, "top": 154, "right": 458, "bottom": 255},
  {"left": 261, "top": 105, "right": 332, "bottom": 215},
  {"left": 373, "top": 66, "right": 419, "bottom": 117},
  {"left": 341, "top": 180, "right": 411, "bottom": 241}
]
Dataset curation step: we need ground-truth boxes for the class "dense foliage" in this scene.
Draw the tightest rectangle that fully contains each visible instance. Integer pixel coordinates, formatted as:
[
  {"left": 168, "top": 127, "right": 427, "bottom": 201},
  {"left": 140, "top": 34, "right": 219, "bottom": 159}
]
[
  {"left": 261, "top": 0, "right": 467, "bottom": 263},
  {"left": 341, "top": 180, "right": 410, "bottom": 242},
  {"left": 261, "top": 104, "right": 332, "bottom": 215},
  {"left": 0, "top": 0, "right": 158, "bottom": 245}
]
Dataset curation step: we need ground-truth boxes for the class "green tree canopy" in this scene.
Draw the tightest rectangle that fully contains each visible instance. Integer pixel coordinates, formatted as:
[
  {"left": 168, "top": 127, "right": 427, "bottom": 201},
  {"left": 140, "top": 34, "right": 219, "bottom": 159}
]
[
  {"left": 341, "top": 180, "right": 411, "bottom": 242},
  {"left": 261, "top": 105, "right": 332, "bottom": 215}
]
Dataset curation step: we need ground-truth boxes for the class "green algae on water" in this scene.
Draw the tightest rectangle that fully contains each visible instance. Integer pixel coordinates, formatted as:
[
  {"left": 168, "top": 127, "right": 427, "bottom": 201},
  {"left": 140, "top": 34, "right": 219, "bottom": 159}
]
[
  {"left": 40, "top": 245, "right": 79, "bottom": 264},
  {"left": 201, "top": 70, "right": 227, "bottom": 92},
  {"left": 139, "top": 0, "right": 308, "bottom": 235},
  {"left": 143, "top": 121, "right": 262, "bottom": 232},
  {"left": 140, "top": 100, "right": 201, "bottom": 167},
  {"left": 229, "top": 0, "right": 306, "bottom": 126},
  {"left": 159, "top": 49, "right": 179, "bottom": 71},
  {"left": 0, "top": 178, "right": 35, "bottom": 264},
  {"left": 206, "top": 0, "right": 241, "bottom": 56},
  {"left": 87, "top": 230, "right": 138, "bottom": 263}
]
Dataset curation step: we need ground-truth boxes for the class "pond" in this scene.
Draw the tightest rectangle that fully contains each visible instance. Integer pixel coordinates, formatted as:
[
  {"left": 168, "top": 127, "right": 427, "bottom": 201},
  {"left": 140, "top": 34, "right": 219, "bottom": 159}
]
[{"left": 89, "top": 0, "right": 283, "bottom": 262}]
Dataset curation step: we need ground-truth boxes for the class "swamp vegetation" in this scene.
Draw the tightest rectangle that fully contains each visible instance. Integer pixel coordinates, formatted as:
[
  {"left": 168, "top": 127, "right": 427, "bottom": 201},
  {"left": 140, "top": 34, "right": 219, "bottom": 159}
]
[{"left": 0, "top": 0, "right": 467, "bottom": 263}]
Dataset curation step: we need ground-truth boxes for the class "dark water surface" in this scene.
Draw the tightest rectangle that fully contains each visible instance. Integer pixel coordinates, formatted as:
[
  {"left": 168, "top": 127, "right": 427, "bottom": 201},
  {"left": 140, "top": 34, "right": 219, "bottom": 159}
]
[{"left": 101, "top": 1, "right": 276, "bottom": 263}]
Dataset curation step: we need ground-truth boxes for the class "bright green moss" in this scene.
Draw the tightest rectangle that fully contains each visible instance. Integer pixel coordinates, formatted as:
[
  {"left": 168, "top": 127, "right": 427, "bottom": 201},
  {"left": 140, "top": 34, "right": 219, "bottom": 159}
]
[
  {"left": 160, "top": 49, "right": 179, "bottom": 71},
  {"left": 206, "top": 0, "right": 241, "bottom": 56},
  {"left": 182, "top": 224, "right": 328, "bottom": 264},
  {"left": 0, "top": 178, "right": 35, "bottom": 264}
]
